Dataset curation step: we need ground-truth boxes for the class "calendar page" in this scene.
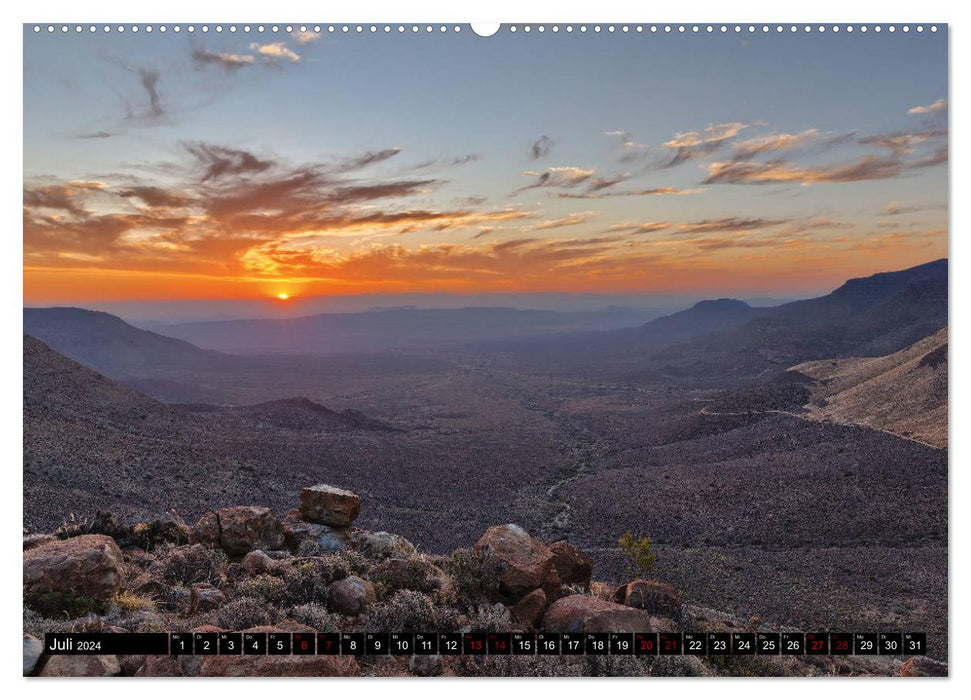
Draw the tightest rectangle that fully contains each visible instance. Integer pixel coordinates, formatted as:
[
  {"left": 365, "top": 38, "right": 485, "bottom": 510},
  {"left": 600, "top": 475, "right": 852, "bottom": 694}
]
[{"left": 22, "top": 21, "right": 947, "bottom": 679}]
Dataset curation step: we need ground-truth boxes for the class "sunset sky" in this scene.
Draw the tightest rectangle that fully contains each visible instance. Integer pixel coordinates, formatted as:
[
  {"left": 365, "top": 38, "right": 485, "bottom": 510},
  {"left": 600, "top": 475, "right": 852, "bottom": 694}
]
[{"left": 23, "top": 26, "right": 948, "bottom": 304}]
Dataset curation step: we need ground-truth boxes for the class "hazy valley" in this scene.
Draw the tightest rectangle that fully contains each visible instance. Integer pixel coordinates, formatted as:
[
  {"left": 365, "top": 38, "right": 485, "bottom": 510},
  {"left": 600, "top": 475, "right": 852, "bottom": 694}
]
[{"left": 24, "top": 259, "right": 948, "bottom": 661}]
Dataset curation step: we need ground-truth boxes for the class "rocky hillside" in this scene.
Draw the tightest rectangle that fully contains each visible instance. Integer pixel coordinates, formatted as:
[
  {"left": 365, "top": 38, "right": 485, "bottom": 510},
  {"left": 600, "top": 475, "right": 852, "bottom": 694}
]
[
  {"left": 793, "top": 328, "right": 947, "bottom": 448},
  {"left": 23, "top": 486, "right": 941, "bottom": 678}
]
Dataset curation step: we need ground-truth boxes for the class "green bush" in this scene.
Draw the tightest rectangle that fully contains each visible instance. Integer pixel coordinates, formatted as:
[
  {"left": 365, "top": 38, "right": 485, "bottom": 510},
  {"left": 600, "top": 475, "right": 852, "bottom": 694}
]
[{"left": 618, "top": 531, "right": 656, "bottom": 580}]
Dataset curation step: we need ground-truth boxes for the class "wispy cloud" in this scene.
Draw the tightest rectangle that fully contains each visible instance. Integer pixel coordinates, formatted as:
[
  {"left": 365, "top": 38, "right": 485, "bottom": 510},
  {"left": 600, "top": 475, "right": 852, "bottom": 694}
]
[
  {"left": 250, "top": 42, "right": 301, "bottom": 63},
  {"left": 661, "top": 122, "right": 746, "bottom": 167},
  {"left": 185, "top": 143, "right": 275, "bottom": 181},
  {"left": 515, "top": 166, "right": 595, "bottom": 193},
  {"left": 908, "top": 98, "right": 947, "bottom": 115},
  {"left": 23, "top": 144, "right": 534, "bottom": 276},
  {"left": 137, "top": 68, "right": 163, "bottom": 118},
  {"left": 704, "top": 156, "right": 905, "bottom": 185},
  {"left": 525, "top": 211, "right": 597, "bottom": 231},
  {"left": 191, "top": 49, "right": 255, "bottom": 72},
  {"left": 730, "top": 129, "right": 819, "bottom": 160},
  {"left": 291, "top": 29, "right": 322, "bottom": 45}
]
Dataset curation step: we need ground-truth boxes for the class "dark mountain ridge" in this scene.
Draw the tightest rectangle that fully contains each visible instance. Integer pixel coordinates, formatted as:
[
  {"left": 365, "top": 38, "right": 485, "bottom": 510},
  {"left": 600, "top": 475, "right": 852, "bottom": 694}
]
[{"left": 23, "top": 307, "right": 226, "bottom": 373}]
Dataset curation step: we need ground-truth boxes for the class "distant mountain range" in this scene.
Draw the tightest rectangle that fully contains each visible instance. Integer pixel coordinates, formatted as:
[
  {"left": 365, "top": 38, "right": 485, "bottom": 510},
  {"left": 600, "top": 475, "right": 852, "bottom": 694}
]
[
  {"left": 23, "top": 258, "right": 947, "bottom": 394},
  {"left": 621, "top": 258, "right": 947, "bottom": 385},
  {"left": 138, "top": 306, "right": 673, "bottom": 355},
  {"left": 22, "top": 307, "right": 224, "bottom": 373}
]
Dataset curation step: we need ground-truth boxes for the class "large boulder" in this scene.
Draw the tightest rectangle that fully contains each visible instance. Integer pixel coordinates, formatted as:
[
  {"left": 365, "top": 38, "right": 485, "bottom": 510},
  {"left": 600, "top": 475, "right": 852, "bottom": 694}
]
[
  {"left": 190, "top": 506, "right": 285, "bottom": 556},
  {"left": 549, "top": 541, "right": 593, "bottom": 588},
  {"left": 350, "top": 530, "right": 416, "bottom": 560},
  {"left": 328, "top": 575, "right": 376, "bottom": 616},
  {"left": 614, "top": 580, "right": 682, "bottom": 618},
  {"left": 299, "top": 485, "right": 361, "bottom": 527},
  {"left": 474, "top": 524, "right": 560, "bottom": 600},
  {"left": 38, "top": 655, "right": 121, "bottom": 677},
  {"left": 23, "top": 534, "right": 124, "bottom": 616},
  {"left": 542, "top": 594, "right": 653, "bottom": 634}
]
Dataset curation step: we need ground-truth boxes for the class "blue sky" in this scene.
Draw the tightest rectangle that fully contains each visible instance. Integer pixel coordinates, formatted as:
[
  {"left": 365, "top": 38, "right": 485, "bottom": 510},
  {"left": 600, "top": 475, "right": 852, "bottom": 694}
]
[{"left": 23, "top": 26, "right": 948, "bottom": 302}]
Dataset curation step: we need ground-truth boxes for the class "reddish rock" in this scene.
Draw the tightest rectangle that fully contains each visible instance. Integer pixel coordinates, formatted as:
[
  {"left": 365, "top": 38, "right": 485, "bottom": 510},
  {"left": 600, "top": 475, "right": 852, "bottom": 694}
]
[
  {"left": 299, "top": 485, "right": 361, "bottom": 527},
  {"left": 241, "top": 549, "right": 276, "bottom": 574},
  {"left": 512, "top": 588, "right": 548, "bottom": 629},
  {"left": 191, "top": 586, "right": 225, "bottom": 613},
  {"left": 23, "top": 534, "right": 124, "bottom": 615},
  {"left": 614, "top": 580, "right": 682, "bottom": 618},
  {"left": 328, "top": 575, "right": 375, "bottom": 615},
  {"left": 190, "top": 506, "right": 285, "bottom": 556},
  {"left": 549, "top": 541, "right": 593, "bottom": 587},
  {"left": 900, "top": 656, "right": 948, "bottom": 677},
  {"left": 474, "top": 524, "right": 560, "bottom": 600},
  {"left": 542, "top": 594, "right": 653, "bottom": 634},
  {"left": 38, "top": 655, "right": 121, "bottom": 677}
]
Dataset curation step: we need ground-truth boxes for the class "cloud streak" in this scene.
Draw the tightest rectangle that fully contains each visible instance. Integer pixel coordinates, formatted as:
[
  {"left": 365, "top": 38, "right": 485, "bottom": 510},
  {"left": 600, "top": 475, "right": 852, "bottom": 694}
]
[{"left": 908, "top": 99, "right": 947, "bottom": 115}]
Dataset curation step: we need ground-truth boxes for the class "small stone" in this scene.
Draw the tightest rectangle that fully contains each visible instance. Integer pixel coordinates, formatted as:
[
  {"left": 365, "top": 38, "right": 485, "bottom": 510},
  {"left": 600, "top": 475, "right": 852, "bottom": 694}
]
[
  {"left": 409, "top": 654, "right": 444, "bottom": 676},
  {"left": 328, "top": 575, "right": 375, "bottom": 616},
  {"left": 241, "top": 550, "right": 275, "bottom": 574},
  {"left": 191, "top": 586, "right": 226, "bottom": 613},
  {"left": 299, "top": 485, "right": 361, "bottom": 527}
]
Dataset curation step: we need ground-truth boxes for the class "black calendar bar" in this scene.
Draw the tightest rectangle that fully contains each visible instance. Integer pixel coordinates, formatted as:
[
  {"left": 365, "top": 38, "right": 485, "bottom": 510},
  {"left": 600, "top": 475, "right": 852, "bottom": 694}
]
[
  {"left": 43, "top": 633, "right": 169, "bottom": 655},
  {"left": 39, "top": 631, "right": 928, "bottom": 656}
]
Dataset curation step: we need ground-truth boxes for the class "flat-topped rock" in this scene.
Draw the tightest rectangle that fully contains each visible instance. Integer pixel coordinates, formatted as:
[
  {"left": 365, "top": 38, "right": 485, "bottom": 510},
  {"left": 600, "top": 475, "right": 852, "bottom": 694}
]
[{"left": 299, "top": 485, "right": 361, "bottom": 527}]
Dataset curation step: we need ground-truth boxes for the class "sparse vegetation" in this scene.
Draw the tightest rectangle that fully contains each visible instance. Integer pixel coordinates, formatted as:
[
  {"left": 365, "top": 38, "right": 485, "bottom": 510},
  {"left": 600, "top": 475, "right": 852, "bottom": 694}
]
[{"left": 618, "top": 531, "right": 656, "bottom": 579}]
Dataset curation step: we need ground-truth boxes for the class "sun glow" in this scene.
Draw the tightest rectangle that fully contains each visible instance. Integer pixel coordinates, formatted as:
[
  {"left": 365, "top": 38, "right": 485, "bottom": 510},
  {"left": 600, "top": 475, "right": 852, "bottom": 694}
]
[{"left": 276, "top": 292, "right": 290, "bottom": 300}]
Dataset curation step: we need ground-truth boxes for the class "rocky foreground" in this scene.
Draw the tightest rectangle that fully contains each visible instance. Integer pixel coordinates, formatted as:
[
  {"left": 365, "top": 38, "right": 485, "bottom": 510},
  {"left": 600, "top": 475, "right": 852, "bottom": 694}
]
[{"left": 23, "top": 485, "right": 944, "bottom": 678}]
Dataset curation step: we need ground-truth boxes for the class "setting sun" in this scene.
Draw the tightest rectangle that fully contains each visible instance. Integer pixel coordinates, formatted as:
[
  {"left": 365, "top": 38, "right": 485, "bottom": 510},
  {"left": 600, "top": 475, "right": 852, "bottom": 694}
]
[{"left": 276, "top": 292, "right": 290, "bottom": 300}]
